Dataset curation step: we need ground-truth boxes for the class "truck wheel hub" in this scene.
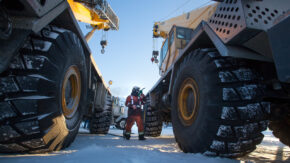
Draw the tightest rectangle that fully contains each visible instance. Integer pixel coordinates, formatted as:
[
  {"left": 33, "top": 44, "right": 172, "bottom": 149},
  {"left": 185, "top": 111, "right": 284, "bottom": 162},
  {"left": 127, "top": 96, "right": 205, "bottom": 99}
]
[
  {"left": 62, "top": 65, "right": 81, "bottom": 119},
  {"left": 120, "top": 120, "right": 126, "bottom": 129},
  {"left": 178, "top": 78, "right": 199, "bottom": 126}
]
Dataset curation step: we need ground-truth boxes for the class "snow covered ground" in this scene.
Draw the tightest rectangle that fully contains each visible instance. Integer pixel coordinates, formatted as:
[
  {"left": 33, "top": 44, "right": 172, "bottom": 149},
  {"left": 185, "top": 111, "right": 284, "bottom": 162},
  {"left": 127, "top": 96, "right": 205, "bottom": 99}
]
[
  {"left": 0, "top": 125, "right": 289, "bottom": 163},
  {"left": 240, "top": 130, "right": 290, "bottom": 162}
]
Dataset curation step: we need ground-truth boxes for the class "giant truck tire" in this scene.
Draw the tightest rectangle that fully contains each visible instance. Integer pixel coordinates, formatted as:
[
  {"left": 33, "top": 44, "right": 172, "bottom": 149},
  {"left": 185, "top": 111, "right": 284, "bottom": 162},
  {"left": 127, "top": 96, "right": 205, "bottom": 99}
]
[
  {"left": 89, "top": 94, "right": 112, "bottom": 134},
  {"left": 269, "top": 119, "right": 290, "bottom": 147},
  {"left": 0, "top": 26, "right": 87, "bottom": 153},
  {"left": 171, "top": 49, "right": 270, "bottom": 157},
  {"left": 144, "top": 98, "right": 163, "bottom": 137}
]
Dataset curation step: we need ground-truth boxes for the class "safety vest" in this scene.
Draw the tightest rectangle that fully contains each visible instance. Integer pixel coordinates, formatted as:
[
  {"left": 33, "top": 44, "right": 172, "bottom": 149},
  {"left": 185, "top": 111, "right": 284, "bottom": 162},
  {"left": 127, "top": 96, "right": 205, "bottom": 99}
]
[{"left": 131, "top": 95, "right": 142, "bottom": 106}]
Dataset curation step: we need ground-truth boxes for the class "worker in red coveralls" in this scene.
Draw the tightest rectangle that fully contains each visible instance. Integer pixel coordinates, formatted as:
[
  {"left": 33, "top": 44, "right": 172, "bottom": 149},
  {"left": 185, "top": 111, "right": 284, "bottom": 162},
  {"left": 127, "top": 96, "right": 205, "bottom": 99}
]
[{"left": 124, "top": 86, "right": 146, "bottom": 140}]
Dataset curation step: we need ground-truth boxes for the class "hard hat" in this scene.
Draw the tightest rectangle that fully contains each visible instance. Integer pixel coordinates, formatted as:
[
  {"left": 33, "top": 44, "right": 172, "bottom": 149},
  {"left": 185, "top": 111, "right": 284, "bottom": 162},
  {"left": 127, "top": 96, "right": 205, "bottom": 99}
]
[
  {"left": 133, "top": 86, "right": 140, "bottom": 89},
  {"left": 132, "top": 86, "right": 140, "bottom": 91}
]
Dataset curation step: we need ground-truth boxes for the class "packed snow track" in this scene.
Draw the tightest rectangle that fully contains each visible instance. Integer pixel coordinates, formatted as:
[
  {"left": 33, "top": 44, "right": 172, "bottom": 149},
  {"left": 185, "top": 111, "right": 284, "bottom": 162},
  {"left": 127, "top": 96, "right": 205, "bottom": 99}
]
[{"left": 0, "top": 126, "right": 289, "bottom": 163}]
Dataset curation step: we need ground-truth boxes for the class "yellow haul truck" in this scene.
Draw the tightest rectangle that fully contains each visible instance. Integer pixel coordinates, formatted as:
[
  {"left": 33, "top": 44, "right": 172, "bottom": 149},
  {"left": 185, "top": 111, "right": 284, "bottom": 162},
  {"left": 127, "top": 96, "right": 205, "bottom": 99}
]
[
  {"left": 0, "top": 0, "right": 118, "bottom": 153},
  {"left": 145, "top": 0, "right": 290, "bottom": 157}
]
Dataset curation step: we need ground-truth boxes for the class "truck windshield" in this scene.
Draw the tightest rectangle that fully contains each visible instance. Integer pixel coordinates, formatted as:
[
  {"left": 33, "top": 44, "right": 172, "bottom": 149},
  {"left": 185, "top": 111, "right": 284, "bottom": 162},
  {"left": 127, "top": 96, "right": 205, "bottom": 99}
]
[
  {"left": 160, "top": 38, "right": 169, "bottom": 64},
  {"left": 176, "top": 27, "right": 192, "bottom": 40}
]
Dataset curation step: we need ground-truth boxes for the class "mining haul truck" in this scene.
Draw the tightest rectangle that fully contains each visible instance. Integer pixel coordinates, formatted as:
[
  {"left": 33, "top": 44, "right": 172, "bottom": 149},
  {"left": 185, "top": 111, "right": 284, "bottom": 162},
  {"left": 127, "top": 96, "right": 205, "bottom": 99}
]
[
  {"left": 0, "top": 0, "right": 119, "bottom": 153},
  {"left": 111, "top": 96, "right": 127, "bottom": 130},
  {"left": 145, "top": 0, "right": 290, "bottom": 157}
]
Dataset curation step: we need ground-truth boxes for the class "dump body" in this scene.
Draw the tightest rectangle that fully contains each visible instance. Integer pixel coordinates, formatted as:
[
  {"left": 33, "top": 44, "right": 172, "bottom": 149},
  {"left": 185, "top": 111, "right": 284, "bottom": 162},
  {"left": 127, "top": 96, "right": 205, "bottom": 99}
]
[
  {"left": 154, "top": 3, "right": 218, "bottom": 75},
  {"left": 154, "top": 4, "right": 218, "bottom": 38}
]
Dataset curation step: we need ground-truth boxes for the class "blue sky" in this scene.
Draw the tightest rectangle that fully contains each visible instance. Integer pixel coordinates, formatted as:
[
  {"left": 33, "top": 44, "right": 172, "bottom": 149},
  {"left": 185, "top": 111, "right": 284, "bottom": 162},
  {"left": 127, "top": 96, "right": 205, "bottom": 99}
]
[{"left": 78, "top": 0, "right": 211, "bottom": 97}]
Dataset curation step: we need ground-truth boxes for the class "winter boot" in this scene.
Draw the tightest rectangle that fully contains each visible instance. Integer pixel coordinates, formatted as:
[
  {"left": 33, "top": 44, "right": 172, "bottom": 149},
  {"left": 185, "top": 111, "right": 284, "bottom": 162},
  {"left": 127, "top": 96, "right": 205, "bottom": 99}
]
[
  {"left": 124, "top": 132, "right": 131, "bottom": 140},
  {"left": 138, "top": 133, "right": 146, "bottom": 140}
]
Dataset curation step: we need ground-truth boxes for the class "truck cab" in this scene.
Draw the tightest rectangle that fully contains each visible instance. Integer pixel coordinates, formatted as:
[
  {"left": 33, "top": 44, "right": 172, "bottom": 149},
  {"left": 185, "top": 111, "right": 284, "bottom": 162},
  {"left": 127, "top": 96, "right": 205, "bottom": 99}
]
[{"left": 159, "top": 26, "right": 193, "bottom": 75}]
